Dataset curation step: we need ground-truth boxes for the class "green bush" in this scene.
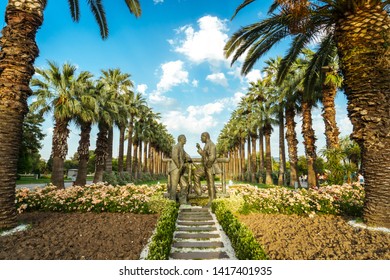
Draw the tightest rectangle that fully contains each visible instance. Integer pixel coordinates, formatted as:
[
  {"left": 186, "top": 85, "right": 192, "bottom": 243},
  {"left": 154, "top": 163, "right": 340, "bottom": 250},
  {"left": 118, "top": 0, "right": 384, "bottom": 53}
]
[
  {"left": 212, "top": 199, "right": 268, "bottom": 260},
  {"left": 146, "top": 200, "right": 178, "bottom": 260}
]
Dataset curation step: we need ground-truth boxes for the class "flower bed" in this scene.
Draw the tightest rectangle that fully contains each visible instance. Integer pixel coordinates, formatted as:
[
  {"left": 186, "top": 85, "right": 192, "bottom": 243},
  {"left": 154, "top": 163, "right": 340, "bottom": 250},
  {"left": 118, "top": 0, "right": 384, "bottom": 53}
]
[
  {"left": 228, "top": 183, "right": 364, "bottom": 217},
  {"left": 16, "top": 183, "right": 167, "bottom": 214}
]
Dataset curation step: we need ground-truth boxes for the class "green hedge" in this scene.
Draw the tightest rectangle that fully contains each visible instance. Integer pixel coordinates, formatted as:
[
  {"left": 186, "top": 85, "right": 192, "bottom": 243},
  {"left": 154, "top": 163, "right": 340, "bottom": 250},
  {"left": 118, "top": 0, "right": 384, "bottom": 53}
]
[
  {"left": 146, "top": 200, "right": 178, "bottom": 260},
  {"left": 212, "top": 199, "right": 268, "bottom": 260}
]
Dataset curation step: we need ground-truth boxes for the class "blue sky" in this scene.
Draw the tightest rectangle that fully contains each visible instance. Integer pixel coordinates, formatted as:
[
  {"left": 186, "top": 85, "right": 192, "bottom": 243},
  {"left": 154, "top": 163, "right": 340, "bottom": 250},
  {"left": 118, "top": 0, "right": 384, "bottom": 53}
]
[{"left": 1, "top": 0, "right": 352, "bottom": 159}]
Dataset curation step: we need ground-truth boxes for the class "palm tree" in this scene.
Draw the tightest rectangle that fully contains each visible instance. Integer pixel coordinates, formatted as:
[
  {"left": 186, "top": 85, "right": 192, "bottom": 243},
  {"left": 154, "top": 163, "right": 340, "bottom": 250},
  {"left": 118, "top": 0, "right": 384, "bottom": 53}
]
[
  {"left": 30, "top": 61, "right": 89, "bottom": 189},
  {"left": 320, "top": 60, "right": 342, "bottom": 149},
  {"left": 73, "top": 79, "right": 99, "bottom": 186},
  {"left": 226, "top": 0, "right": 390, "bottom": 227},
  {"left": 125, "top": 92, "right": 147, "bottom": 174},
  {"left": 263, "top": 57, "right": 287, "bottom": 186},
  {"left": 0, "top": 0, "right": 142, "bottom": 231},
  {"left": 98, "top": 68, "right": 134, "bottom": 174},
  {"left": 93, "top": 85, "right": 119, "bottom": 183}
]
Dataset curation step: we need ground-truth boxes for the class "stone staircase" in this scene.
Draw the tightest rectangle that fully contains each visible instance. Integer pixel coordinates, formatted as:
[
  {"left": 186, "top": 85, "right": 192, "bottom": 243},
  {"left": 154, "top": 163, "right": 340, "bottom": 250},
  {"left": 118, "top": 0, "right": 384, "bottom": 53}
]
[{"left": 169, "top": 205, "right": 236, "bottom": 260}]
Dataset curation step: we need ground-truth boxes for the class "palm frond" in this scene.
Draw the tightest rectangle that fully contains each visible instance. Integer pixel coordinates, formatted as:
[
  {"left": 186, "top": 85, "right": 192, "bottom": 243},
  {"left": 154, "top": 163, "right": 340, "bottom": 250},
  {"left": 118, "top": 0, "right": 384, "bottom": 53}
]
[
  {"left": 277, "top": 32, "right": 313, "bottom": 84},
  {"left": 231, "top": 0, "right": 257, "bottom": 20},
  {"left": 124, "top": 0, "right": 142, "bottom": 18},
  {"left": 87, "top": 0, "right": 109, "bottom": 39},
  {"left": 68, "top": 0, "right": 80, "bottom": 22},
  {"left": 303, "top": 33, "right": 337, "bottom": 94}
]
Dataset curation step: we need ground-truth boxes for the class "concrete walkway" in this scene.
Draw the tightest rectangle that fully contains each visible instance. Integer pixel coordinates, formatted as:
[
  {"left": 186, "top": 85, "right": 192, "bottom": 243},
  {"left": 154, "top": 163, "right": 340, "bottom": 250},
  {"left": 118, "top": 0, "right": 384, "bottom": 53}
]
[
  {"left": 169, "top": 205, "right": 236, "bottom": 260},
  {"left": 16, "top": 181, "right": 93, "bottom": 190}
]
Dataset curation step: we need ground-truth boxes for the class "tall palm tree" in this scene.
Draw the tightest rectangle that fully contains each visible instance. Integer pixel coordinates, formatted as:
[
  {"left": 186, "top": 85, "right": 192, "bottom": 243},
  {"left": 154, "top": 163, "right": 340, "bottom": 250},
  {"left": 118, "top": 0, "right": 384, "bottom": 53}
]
[
  {"left": 125, "top": 92, "right": 147, "bottom": 174},
  {"left": 320, "top": 59, "right": 342, "bottom": 149},
  {"left": 98, "top": 68, "right": 134, "bottom": 174},
  {"left": 263, "top": 57, "right": 287, "bottom": 186},
  {"left": 30, "top": 61, "right": 89, "bottom": 189},
  {"left": 226, "top": 0, "right": 390, "bottom": 227},
  {"left": 93, "top": 85, "right": 119, "bottom": 183},
  {"left": 73, "top": 79, "right": 99, "bottom": 186},
  {"left": 0, "top": 0, "right": 141, "bottom": 230}
]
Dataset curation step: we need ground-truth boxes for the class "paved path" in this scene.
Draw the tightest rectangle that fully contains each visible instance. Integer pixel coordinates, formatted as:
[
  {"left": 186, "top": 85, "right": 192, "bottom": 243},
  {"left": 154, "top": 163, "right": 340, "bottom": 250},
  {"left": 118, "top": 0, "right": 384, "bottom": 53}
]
[
  {"left": 16, "top": 181, "right": 93, "bottom": 190},
  {"left": 169, "top": 205, "right": 236, "bottom": 260}
]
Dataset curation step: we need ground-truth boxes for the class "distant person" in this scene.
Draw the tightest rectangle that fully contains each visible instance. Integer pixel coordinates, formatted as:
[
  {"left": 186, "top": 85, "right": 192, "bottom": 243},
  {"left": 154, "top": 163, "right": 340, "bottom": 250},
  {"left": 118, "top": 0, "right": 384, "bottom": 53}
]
[{"left": 358, "top": 173, "right": 365, "bottom": 186}]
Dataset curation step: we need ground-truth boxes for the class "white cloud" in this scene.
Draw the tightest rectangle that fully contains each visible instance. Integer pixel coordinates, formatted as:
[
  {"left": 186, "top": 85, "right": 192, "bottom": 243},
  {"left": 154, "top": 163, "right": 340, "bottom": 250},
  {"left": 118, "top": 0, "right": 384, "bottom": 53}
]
[
  {"left": 136, "top": 84, "right": 148, "bottom": 95},
  {"left": 245, "top": 69, "right": 262, "bottom": 83},
  {"left": 157, "top": 60, "right": 189, "bottom": 92},
  {"left": 163, "top": 101, "right": 225, "bottom": 134},
  {"left": 206, "top": 72, "right": 228, "bottom": 87},
  {"left": 192, "top": 79, "right": 199, "bottom": 87},
  {"left": 232, "top": 92, "right": 245, "bottom": 106},
  {"left": 149, "top": 90, "right": 175, "bottom": 106},
  {"left": 172, "top": 15, "right": 229, "bottom": 66},
  {"left": 153, "top": 0, "right": 164, "bottom": 4}
]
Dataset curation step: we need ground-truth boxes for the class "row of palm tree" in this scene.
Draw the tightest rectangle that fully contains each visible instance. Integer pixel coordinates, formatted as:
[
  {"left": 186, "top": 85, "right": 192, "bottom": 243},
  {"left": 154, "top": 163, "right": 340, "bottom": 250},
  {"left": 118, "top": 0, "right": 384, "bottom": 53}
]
[
  {"left": 0, "top": 0, "right": 142, "bottom": 231},
  {"left": 30, "top": 61, "right": 174, "bottom": 189},
  {"left": 223, "top": 0, "right": 389, "bottom": 228},
  {"left": 217, "top": 51, "right": 341, "bottom": 187}
]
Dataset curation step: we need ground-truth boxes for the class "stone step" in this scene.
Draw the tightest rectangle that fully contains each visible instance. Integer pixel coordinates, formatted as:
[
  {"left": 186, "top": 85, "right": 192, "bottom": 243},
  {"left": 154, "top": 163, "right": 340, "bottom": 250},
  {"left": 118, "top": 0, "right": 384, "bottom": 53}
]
[
  {"left": 170, "top": 251, "right": 230, "bottom": 260},
  {"left": 176, "top": 226, "right": 217, "bottom": 232},
  {"left": 180, "top": 208, "right": 209, "bottom": 212},
  {"left": 179, "top": 211, "right": 212, "bottom": 216},
  {"left": 179, "top": 213, "right": 212, "bottom": 217},
  {"left": 177, "top": 221, "right": 215, "bottom": 226},
  {"left": 172, "top": 241, "right": 224, "bottom": 248},
  {"left": 174, "top": 233, "right": 220, "bottom": 239},
  {"left": 178, "top": 215, "right": 213, "bottom": 221}
]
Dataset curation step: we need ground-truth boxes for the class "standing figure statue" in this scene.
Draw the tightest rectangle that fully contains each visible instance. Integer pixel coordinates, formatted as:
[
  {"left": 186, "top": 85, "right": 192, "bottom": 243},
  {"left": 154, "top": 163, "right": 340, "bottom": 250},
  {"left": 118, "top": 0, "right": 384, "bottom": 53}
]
[
  {"left": 194, "top": 132, "right": 220, "bottom": 205},
  {"left": 168, "top": 134, "right": 192, "bottom": 204}
]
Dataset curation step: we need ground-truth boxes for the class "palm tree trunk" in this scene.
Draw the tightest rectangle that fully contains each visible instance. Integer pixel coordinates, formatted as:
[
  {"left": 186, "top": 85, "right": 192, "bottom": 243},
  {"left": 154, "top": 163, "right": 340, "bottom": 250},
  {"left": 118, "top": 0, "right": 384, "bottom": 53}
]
[
  {"left": 258, "top": 128, "right": 265, "bottom": 183},
  {"left": 143, "top": 141, "right": 148, "bottom": 173},
  {"left": 118, "top": 125, "right": 125, "bottom": 173},
  {"left": 0, "top": 0, "right": 44, "bottom": 230},
  {"left": 105, "top": 127, "right": 113, "bottom": 173},
  {"left": 133, "top": 142, "right": 138, "bottom": 179},
  {"left": 241, "top": 137, "right": 246, "bottom": 177},
  {"left": 234, "top": 147, "right": 239, "bottom": 180},
  {"left": 125, "top": 118, "right": 133, "bottom": 173},
  {"left": 251, "top": 134, "right": 257, "bottom": 183},
  {"left": 335, "top": 5, "right": 390, "bottom": 228},
  {"left": 51, "top": 119, "right": 70, "bottom": 189},
  {"left": 138, "top": 140, "right": 143, "bottom": 176},
  {"left": 238, "top": 140, "right": 243, "bottom": 180},
  {"left": 285, "top": 103, "right": 300, "bottom": 187},
  {"left": 75, "top": 122, "right": 92, "bottom": 186},
  {"left": 264, "top": 125, "right": 273, "bottom": 185},
  {"left": 246, "top": 134, "right": 251, "bottom": 181},
  {"left": 301, "top": 99, "right": 318, "bottom": 188},
  {"left": 278, "top": 107, "right": 286, "bottom": 186},
  {"left": 93, "top": 122, "right": 109, "bottom": 183},
  {"left": 322, "top": 82, "right": 340, "bottom": 149}
]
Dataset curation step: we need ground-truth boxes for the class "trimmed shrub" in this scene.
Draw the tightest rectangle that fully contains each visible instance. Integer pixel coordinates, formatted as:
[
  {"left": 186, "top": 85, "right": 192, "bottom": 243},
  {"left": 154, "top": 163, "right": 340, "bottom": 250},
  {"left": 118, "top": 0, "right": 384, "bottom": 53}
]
[
  {"left": 212, "top": 199, "right": 268, "bottom": 260},
  {"left": 146, "top": 200, "right": 178, "bottom": 260}
]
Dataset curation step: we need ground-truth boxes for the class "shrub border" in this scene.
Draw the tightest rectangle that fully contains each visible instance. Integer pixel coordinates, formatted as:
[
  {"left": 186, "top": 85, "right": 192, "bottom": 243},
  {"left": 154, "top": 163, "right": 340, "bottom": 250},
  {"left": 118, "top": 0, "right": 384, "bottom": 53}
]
[
  {"left": 212, "top": 199, "right": 268, "bottom": 260},
  {"left": 146, "top": 200, "right": 178, "bottom": 260}
]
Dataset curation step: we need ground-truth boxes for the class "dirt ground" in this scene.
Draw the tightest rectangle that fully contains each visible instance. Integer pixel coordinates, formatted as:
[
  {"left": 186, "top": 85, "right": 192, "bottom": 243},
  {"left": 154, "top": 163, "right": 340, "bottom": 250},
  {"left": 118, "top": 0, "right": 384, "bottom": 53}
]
[
  {"left": 238, "top": 213, "right": 390, "bottom": 260},
  {"left": 0, "top": 212, "right": 158, "bottom": 260},
  {"left": 1, "top": 211, "right": 389, "bottom": 260}
]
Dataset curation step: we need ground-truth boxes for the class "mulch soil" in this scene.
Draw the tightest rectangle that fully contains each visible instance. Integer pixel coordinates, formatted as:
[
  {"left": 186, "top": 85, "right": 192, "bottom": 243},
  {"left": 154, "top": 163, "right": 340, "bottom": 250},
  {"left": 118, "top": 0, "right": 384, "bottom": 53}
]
[
  {"left": 1, "top": 211, "right": 389, "bottom": 260},
  {"left": 0, "top": 212, "right": 158, "bottom": 260},
  {"left": 238, "top": 213, "right": 390, "bottom": 260}
]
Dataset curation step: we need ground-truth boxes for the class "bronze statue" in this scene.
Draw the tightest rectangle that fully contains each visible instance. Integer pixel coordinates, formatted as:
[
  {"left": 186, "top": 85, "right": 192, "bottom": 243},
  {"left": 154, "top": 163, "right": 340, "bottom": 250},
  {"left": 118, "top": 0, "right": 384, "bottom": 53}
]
[
  {"left": 193, "top": 132, "right": 220, "bottom": 205},
  {"left": 168, "top": 134, "right": 192, "bottom": 203}
]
